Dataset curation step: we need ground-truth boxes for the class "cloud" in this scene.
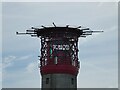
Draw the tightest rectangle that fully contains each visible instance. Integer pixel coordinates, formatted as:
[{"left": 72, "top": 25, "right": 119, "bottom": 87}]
[
  {"left": 18, "top": 55, "right": 32, "bottom": 61},
  {"left": 3, "top": 61, "right": 40, "bottom": 88},
  {"left": 3, "top": 56, "right": 16, "bottom": 63},
  {"left": 2, "top": 55, "right": 32, "bottom": 69},
  {"left": 2, "top": 55, "right": 40, "bottom": 88},
  {"left": 2, "top": 56, "right": 16, "bottom": 69},
  {"left": 78, "top": 58, "right": 118, "bottom": 88},
  {"left": 26, "top": 62, "right": 37, "bottom": 73}
]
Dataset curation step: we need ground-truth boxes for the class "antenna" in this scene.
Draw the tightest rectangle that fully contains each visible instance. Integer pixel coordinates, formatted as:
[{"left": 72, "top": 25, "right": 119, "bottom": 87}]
[
  {"left": 66, "top": 25, "right": 69, "bottom": 28},
  {"left": 16, "top": 29, "right": 37, "bottom": 37},
  {"left": 81, "top": 28, "right": 90, "bottom": 30},
  {"left": 77, "top": 26, "right": 81, "bottom": 28},
  {"left": 31, "top": 27, "right": 40, "bottom": 29},
  {"left": 41, "top": 25, "right": 46, "bottom": 28},
  {"left": 16, "top": 24, "right": 103, "bottom": 38},
  {"left": 80, "top": 28, "right": 103, "bottom": 37},
  {"left": 16, "top": 32, "right": 27, "bottom": 35},
  {"left": 52, "top": 22, "right": 56, "bottom": 27}
]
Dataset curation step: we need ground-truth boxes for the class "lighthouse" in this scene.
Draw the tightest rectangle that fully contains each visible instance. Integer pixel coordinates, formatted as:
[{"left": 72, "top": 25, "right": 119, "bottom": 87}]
[{"left": 16, "top": 23, "right": 103, "bottom": 89}]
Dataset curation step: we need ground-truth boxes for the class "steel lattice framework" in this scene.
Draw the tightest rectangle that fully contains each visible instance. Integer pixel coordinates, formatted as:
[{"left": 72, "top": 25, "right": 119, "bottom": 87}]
[{"left": 16, "top": 23, "right": 103, "bottom": 75}]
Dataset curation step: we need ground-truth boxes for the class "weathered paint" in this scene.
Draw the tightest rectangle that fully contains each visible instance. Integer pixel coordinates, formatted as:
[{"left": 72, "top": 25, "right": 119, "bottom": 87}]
[{"left": 42, "top": 74, "right": 77, "bottom": 89}]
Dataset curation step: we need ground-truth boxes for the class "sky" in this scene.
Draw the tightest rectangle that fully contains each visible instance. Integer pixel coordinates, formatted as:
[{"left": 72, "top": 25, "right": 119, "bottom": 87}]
[{"left": 1, "top": 2, "right": 118, "bottom": 89}]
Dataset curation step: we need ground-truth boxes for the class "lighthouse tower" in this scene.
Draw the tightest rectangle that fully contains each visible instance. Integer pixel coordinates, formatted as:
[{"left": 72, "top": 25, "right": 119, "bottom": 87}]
[
  {"left": 16, "top": 23, "right": 103, "bottom": 89},
  {"left": 39, "top": 26, "right": 80, "bottom": 89}
]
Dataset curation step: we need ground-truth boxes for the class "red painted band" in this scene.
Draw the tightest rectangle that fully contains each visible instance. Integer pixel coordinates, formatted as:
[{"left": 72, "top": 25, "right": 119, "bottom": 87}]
[{"left": 40, "top": 65, "right": 79, "bottom": 76}]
